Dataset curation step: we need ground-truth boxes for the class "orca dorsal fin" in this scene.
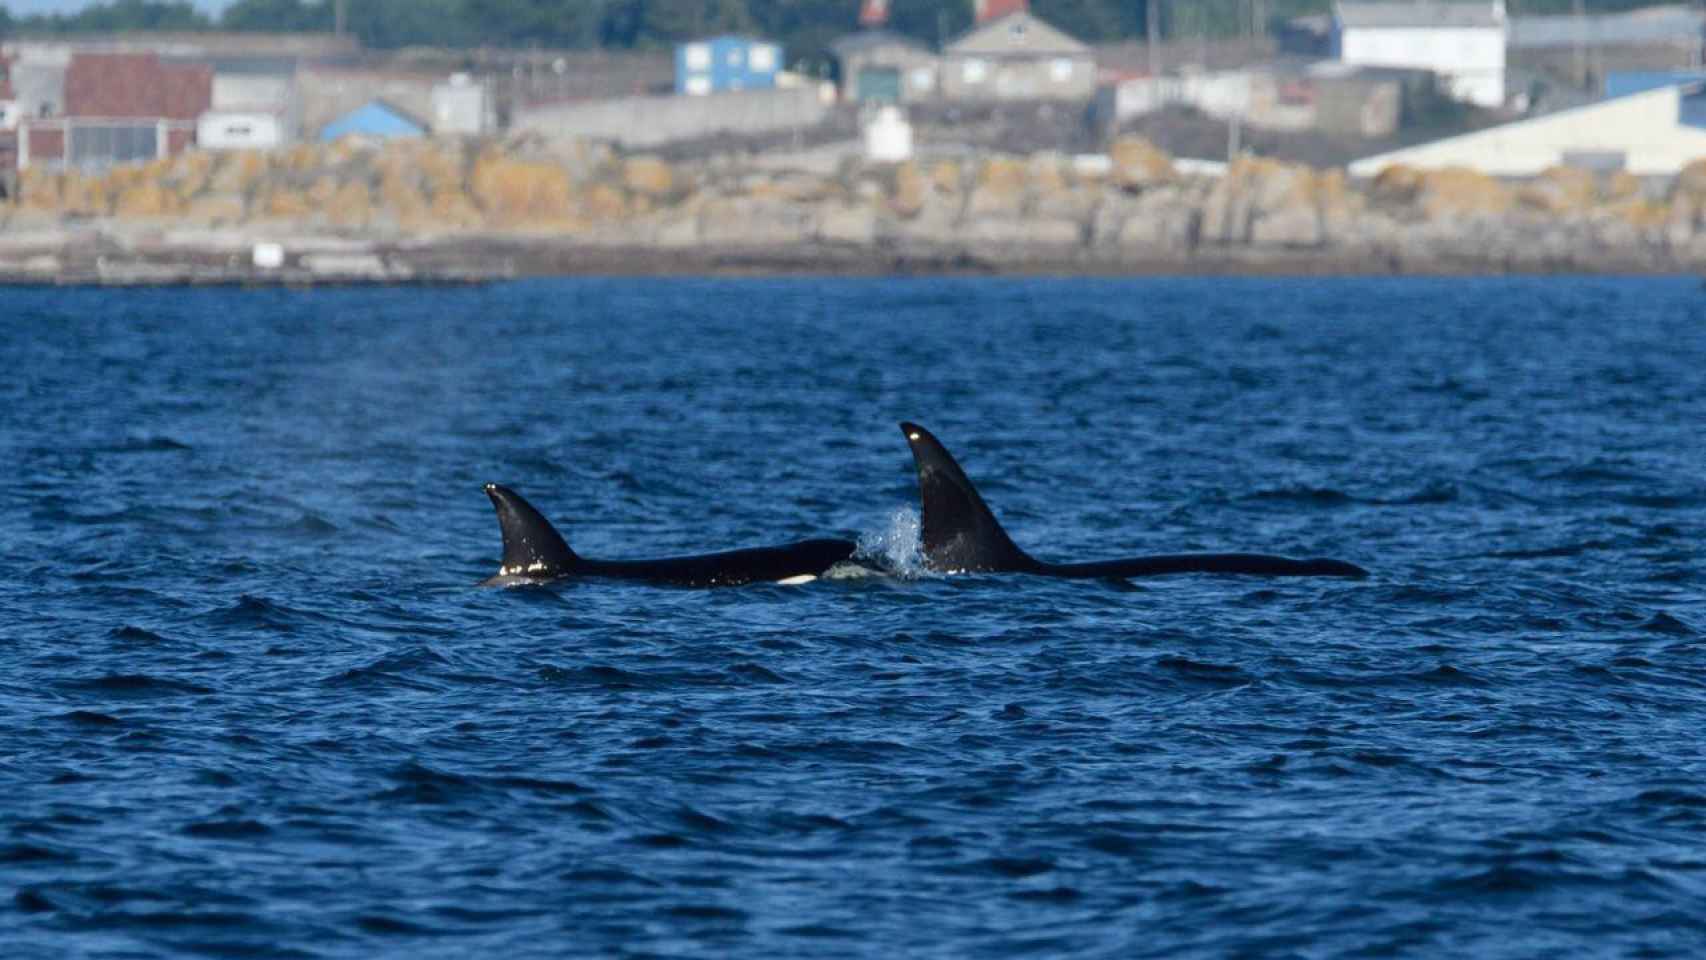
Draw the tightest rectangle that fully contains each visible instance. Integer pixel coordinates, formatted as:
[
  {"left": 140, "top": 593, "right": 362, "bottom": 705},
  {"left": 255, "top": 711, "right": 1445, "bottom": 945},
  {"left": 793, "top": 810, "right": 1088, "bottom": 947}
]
[
  {"left": 484, "top": 483, "right": 579, "bottom": 579},
  {"left": 899, "top": 422, "right": 1034, "bottom": 573}
]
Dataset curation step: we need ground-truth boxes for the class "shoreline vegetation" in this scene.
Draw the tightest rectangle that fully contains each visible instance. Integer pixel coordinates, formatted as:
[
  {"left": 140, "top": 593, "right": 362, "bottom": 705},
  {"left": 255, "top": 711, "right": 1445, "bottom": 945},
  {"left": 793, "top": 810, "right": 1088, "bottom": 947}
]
[{"left": 5, "top": 136, "right": 1706, "bottom": 284}]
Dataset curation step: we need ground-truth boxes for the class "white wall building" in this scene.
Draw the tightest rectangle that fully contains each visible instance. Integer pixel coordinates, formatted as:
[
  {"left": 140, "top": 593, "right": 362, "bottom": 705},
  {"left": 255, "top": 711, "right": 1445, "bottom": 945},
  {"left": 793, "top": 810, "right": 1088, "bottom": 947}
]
[
  {"left": 196, "top": 111, "right": 285, "bottom": 150},
  {"left": 1334, "top": 1, "right": 1506, "bottom": 108},
  {"left": 1349, "top": 80, "right": 1706, "bottom": 176},
  {"left": 431, "top": 73, "right": 492, "bottom": 136}
]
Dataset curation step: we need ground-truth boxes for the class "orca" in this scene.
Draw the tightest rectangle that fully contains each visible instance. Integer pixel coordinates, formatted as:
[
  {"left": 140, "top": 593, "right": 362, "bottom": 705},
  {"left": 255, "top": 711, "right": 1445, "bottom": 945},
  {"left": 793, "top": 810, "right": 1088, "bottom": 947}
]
[
  {"left": 482, "top": 483, "right": 857, "bottom": 587},
  {"left": 898, "top": 423, "right": 1368, "bottom": 579}
]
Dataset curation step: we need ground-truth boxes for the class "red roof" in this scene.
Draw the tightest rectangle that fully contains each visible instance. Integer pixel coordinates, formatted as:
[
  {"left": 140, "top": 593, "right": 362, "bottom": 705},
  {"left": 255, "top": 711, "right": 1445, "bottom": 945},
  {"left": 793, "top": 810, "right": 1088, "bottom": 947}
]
[
  {"left": 64, "top": 53, "right": 212, "bottom": 120},
  {"left": 976, "top": 0, "right": 1028, "bottom": 22}
]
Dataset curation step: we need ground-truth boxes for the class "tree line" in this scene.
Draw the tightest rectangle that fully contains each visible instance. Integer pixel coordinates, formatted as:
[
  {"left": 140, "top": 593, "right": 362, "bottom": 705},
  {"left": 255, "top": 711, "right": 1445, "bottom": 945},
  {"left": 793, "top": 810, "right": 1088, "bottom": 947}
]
[{"left": 0, "top": 0, "right": 1675, "bottom": 64}]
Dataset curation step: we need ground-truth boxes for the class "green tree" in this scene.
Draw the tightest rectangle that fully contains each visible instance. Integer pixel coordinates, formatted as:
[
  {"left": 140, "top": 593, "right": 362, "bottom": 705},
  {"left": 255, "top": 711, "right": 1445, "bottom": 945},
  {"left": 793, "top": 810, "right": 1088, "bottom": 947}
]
[{"left": 222, "top": 0, "right": 335, "bottom": 31}]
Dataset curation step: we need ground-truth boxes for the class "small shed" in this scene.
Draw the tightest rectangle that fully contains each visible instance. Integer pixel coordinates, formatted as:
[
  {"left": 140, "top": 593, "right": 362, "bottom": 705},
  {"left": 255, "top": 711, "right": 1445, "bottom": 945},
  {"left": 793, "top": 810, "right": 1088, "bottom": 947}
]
[
  {"left": 831, "top": 31, "right": 939, "bottom": 103},
  {"left": 675, "top": 36, "right": 782, "bottom": 96},
  {"left": 319, "top": 99, "right": 427, "bottom": 141},
  {"left": 941, "top": 11, "right": 1096, "bottom": 101},
  {"left": 431, "top": 74, "right": 491, "bottom": 136}
]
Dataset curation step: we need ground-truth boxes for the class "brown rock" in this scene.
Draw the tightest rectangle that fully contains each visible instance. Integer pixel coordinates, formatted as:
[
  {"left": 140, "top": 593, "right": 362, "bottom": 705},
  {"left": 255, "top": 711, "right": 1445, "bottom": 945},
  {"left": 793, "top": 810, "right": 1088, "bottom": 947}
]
[
  {"left": 1673, "top": 158, "right": 1706, "bottom": 201},
  {"left": 967, "top": 156, "right": 1027, "bottom": 216},
  {"left": 1108, "top": 137, "right": 1173, "bottom": 191},
  {"left": 931, "top": 160, "right": 963, "bottom": 194},
  {"left": 327, "top": 181, "right": 375, "bottom": 229},
  {"left": 581, "top": 183, "right": 628, "bottom": 220},
  {"left": 1604, "top": 170, "right": 1642, "bottom": 203},
  {"left": 1518, "top": 166, "right": 1597, "bottom": 215},
  {"left": 623, "top": 156, "right": 674, "bottom": 197},
  {"left": 113, "top": 181, "right": 181, "bottom": 218},
  {"left": 1417, "top": 167, "right": 1513, "bottom": 220},
  {"left": 18, "top": 170, "right": 63, "bottom": 212},
  {"left": 184, "top": 194, "right": 247, "bottom": 224},
  {"left": 889, "top": 161, "right": 925, "bottom": 218},
  {"left": 1369, "top": 163, "right": 1424, "bottom": 207},
  {"left": 471, "top": 154, "right": 574, "bottom": 225},
  {"left": 260, "top": 187, "right": 313, "bottom": 220}
]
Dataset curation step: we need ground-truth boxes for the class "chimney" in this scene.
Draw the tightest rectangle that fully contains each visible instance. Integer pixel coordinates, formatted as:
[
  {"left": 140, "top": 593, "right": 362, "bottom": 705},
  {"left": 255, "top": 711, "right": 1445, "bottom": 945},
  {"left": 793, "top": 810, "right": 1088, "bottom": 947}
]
[
  {"left": 975, "top": 0, "right": 1029, "bottom": 23},
  {"left": 859, "top": 0, "right": 890, "bottom": 28}
]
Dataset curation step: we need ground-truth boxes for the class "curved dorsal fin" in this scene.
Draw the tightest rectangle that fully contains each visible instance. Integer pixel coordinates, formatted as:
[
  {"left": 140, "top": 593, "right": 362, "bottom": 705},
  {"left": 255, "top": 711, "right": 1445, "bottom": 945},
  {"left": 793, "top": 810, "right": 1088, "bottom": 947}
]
[
  {"left": 899, "top": 422, "right": 1034, "bottom": 573},
  {"left": 484, "top": 483, "right": 579, "bottom": 578}
]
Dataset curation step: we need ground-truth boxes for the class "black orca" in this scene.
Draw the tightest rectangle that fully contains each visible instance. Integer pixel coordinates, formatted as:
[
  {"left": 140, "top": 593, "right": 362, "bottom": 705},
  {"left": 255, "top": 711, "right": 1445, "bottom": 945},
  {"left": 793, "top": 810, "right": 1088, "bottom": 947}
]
[
  {"left": 482, "top": 483, "right": 857, "bottom": 587},
  {"left": 898, "top": 423, "right": 1368, "bottom": 579}
]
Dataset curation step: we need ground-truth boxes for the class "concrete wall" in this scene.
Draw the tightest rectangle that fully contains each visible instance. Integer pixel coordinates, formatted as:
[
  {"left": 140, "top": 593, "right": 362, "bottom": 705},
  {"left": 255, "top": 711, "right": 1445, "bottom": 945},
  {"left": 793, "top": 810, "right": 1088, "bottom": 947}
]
[
  {"left": 1349, "top": 85, "right": 1706, "bottom": 176},
  {"left": 513, "top": 86, "right": 826, "bottom": 148},
  {"left": 1339, "top": 26, "right": 1505, "bottom": 108}
]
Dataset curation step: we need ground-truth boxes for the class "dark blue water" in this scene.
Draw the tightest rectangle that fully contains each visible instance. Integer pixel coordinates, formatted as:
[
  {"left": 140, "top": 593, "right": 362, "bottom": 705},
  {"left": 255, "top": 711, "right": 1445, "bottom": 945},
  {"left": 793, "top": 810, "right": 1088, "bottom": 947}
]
[{"left": 2, "top": 276, "right": 1704, "bottom": 958}]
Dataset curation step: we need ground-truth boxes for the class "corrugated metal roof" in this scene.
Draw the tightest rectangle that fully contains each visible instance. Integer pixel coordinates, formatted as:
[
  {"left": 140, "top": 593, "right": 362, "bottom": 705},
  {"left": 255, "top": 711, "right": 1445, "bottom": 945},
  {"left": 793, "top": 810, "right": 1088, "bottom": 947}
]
[
  {"left": 1335, "top": 2, "right": 1504, "bottom": 29},
  {"left": 1508, "top": 6, "right": 1704, "bottom": 48}
]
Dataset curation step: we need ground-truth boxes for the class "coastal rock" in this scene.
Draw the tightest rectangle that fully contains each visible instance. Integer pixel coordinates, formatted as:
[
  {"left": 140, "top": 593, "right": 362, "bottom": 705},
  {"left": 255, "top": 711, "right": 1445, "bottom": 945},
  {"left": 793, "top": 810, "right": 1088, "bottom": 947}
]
[
  {"left": 623, "top": 156, "right": 674, "bottom": 197},
  {"left": 1417, "top": 167, "right": 1513, "bottom": 221},
  {"left": 1108, "top": 137, "right": 1174, "bottom": 191},
  {"left": 967, "top": 157, "right": 1027, "bottom": 217},
  {"left": 1518, "top": 166, "right": 1597, "bottom": 215},
  {"left": 818, "top": 204, "right": 877, "bottom": 245},
  {"left": 889, "top": 161, "right": 925, "bottom": 218},
  {"left": 471, "top": 155, "right": 574, "bottom": 226}
]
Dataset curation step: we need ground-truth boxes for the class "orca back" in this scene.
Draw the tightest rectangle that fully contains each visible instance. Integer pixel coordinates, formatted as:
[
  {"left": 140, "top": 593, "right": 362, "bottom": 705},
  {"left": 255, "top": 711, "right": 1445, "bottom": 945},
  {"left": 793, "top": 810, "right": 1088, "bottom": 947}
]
[
  {"left": 899, "top": 422, "right": 1035, "bottom": 573},
  {"left": 484, "top": 483, "right": 579, "bottom": 580}
]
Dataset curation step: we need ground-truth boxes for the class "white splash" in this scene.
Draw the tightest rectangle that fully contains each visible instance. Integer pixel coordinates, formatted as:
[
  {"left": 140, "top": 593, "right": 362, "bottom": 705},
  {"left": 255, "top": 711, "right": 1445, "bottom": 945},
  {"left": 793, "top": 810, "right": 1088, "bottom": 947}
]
[
  {"left": 857, "top": 506, "right": 930, "bottom": 579},
  {"left": 775, "top": 574, "right": 818, "bottom": 586}
]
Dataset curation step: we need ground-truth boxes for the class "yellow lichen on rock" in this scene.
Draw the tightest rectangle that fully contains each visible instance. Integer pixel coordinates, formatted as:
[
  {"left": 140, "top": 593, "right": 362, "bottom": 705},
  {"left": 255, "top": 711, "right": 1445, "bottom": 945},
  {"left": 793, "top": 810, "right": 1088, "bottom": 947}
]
[
  {"left": 1673, "top": 157, "right": 1706, "bottom": 201},
  {"left": 113, "top": 180, "right": 181, "bottom": 218},
  {"left": 1518, "top": 165, "right": 1597, "bottom": 214},
  {"left": 889, "top": 161, "right": 925, "bottom": 218},
  {"left": 471, "top": 153, "right": 575, "bottom": 226},
  {"left": 622, "top": 156, "right": 674, "bottom": 197},
  {"left": 931, "top": 160, "right": 962, "bottom": 194},
  {"left": 1417, "top": 167, "right": 1513, "bottom": 219},
  {"left": 580, "top": 183, "right": 628, "bottom": 221},
  {"left": 1108, "top": 137, "right": 1173, "bottom": 190}
]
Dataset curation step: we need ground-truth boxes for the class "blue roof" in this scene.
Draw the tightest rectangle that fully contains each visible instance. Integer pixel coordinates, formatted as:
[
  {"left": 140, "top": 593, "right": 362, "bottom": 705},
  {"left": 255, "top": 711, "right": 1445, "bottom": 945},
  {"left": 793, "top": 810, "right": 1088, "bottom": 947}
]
[
  {"left": 319, "top": 100, "right": 427, "bottom": 141},
  {"left": 1605, "top": 71, "right": 1706, "bottom": 100}
]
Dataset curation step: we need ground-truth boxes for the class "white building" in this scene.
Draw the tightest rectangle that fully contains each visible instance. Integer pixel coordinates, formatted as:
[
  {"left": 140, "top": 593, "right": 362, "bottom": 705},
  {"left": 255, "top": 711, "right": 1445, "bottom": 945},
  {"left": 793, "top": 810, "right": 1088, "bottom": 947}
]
[
  {"left": 431, "top": 73, "right": 492, "bottom": 136},
  {"left": 1334, "top": 1, "right": 1506, "bottom": 108},
  {"left": 1349, "top": 80, "right": 1706, "bottom": 176}
]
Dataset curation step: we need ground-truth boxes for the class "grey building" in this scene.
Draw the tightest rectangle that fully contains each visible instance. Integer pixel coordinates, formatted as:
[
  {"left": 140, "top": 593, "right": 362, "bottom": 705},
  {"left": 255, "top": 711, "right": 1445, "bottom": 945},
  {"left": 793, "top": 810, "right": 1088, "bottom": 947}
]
[
  {"left": 940, "top": 11, "right": 1096, "bottom": 102},
  {"left": 831, "top": 30, "right": 939, "bottom": 104}
]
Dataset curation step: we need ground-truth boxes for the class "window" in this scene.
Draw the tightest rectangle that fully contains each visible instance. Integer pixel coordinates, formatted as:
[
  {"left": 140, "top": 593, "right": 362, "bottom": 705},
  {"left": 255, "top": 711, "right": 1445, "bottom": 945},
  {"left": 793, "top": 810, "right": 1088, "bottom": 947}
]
[
  {"left": 685, "top": 75, "right": 712, "bottom": 96},
  {"left": 750, "top": 45, "right": 776, "bottom": 71},
  {"left": 910, "top": 67, "right": 935, "bottom": 92},
  {"left": 685, "top": 44, "right": 711, "bottom": 70},
  {"left": 962, "top": 58, "right": 987, "bottom": 84},
  {"left": 1009, "top": 20, "right": 1028, "bottom": 39},
  {"left": 225, "top": 123, "right": 253, "bottom": 137},
  {"left": 1050, "top": 58, "right": 1074, "bottom": 83}
]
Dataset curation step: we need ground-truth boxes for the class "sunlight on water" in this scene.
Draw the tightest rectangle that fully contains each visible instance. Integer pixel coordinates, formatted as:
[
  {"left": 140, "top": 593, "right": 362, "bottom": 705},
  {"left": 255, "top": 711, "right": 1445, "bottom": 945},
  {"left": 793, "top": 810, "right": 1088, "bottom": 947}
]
[{"left": 857, "top": 506, "right": 928, "bottom": 578}]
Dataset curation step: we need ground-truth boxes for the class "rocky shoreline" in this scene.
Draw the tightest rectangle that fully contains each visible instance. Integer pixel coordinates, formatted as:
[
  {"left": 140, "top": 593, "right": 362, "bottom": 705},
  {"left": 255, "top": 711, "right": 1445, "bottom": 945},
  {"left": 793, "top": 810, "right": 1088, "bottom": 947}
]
[{"left": 5, "top": 136, "right": 1706, "bottom": 281}]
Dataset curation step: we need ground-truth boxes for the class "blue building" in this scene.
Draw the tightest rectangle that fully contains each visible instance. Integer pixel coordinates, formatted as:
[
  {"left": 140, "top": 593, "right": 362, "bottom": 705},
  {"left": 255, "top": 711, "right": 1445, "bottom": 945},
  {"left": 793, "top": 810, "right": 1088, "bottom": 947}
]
[
  {"left": 674, "top": 36, "right": 782, "bottom": 96},
  {"left": 319, "top": 99, "right": 428, "bottom": 142}
]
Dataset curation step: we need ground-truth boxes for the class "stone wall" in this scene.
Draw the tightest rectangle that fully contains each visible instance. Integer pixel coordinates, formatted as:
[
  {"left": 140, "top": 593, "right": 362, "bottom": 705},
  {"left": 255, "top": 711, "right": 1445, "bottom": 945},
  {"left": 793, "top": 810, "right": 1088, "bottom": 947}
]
[{"left": 513, "top": 87, "right": 828, "bottom": 149}]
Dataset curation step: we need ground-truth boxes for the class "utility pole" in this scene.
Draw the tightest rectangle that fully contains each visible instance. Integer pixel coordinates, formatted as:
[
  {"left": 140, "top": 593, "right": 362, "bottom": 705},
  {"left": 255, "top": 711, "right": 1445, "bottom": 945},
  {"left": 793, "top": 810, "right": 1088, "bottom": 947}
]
[
  {"left": 1572, "top": 0, "right": 1586, "bottom": 90},
  {"left": 335, "top": 0, "right": 348, "bottom": 38},
  {"left": 1147, "top": 0, "right": 1161, "bottom": 75}
]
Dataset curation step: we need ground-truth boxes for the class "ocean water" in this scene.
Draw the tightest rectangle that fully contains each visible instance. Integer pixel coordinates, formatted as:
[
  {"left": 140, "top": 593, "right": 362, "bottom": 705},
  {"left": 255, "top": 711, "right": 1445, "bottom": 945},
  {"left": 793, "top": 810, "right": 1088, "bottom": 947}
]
[{"left": 1, "top": 276, "right": 1703, "bottom": 959}]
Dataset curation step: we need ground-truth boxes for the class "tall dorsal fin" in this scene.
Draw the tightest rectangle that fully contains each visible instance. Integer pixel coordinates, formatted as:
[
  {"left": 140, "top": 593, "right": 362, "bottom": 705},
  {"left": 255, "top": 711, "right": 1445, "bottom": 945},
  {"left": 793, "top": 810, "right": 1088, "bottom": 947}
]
[
  {"left": 484, "top": 483, "right": 579, "bottom": 578},
  {"left": 899, "top": 422, "right": 1034, "bottom": 573}
]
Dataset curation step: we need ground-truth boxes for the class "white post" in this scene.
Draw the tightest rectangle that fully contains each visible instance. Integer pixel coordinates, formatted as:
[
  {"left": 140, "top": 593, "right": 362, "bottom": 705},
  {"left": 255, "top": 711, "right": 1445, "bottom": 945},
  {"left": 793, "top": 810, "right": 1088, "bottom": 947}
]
[
  {"left": 17, "top": 121, "right": 29, "bottom": 171},
  {"left": 158, "top": 119, "right": 169, "bottom": 159}
]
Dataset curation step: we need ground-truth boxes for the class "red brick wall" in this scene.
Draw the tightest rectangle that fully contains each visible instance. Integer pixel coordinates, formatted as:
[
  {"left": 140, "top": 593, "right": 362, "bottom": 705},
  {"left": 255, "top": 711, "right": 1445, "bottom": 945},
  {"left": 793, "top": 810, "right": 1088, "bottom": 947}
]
[{"left": 29, "top": 127, "right": 66, "bottom": 163}]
